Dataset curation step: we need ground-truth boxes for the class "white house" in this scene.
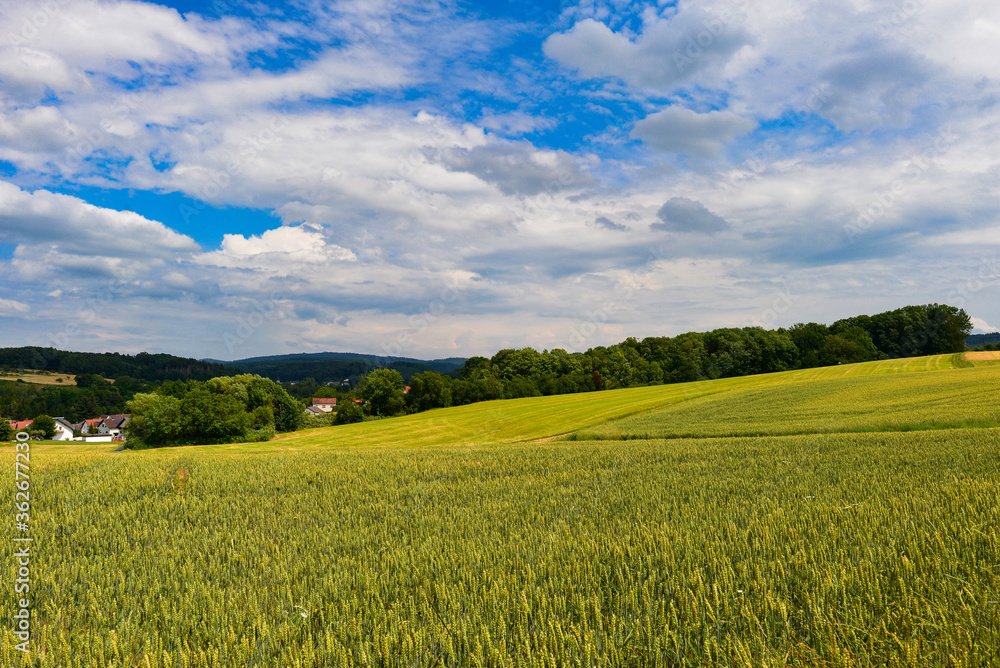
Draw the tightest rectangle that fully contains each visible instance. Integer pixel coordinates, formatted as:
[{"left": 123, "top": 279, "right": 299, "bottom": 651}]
[
  {"left": 52, "top": 418, "right": 79, "bottom": 441},
  {"left": 310, "top": 398, "right": 337, "bottom": 414}
]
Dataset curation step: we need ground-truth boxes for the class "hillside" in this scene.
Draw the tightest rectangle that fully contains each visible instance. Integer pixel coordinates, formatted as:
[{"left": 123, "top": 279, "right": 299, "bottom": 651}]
[
  {"left": 0, "top": 346, "right": 238, "bottom": 382},
  {"left": 5, "top": 352, "right": 998, "bottom": 666},
  {"left": 220, "top": 351, "right": 466, "bottom": 384},
  {"left": 967, "top": 331, "right": 1000, "bottom": 347},
  {"left": 262, "top": 352, "right": 998, "bottom": 451}
]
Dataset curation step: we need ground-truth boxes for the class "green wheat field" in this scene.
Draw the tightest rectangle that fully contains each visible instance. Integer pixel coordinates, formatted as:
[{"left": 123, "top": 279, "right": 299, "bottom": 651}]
[{"left": 2, "top": 354, "right": 999, "bottom": 666}]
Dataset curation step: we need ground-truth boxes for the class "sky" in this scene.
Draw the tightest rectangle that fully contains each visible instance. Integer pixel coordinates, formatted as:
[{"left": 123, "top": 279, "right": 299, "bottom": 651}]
[{"left": 0, "top": 0, "right": 998, "bottom": 361}]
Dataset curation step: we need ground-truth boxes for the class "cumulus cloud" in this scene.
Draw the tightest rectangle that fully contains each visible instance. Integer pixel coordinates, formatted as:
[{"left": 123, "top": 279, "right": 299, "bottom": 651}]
[
  {"left": 438, "top": 142, "right": 596, "bottom": 196},
  {"left": 969, "top": 316, "right": 996, "bottom": 333},
  {"left": 194, "top": 225, "right": 356, "bottom": 274},
  {"left": 631, "top": 107, "right": 755, "bottom": 157},
  {"left": 653, "top": 198, "right": 731, "bottom": 235},
  {"left": 543, "top": 6, "right": 751, "bottom": 91},
  {"left": 0, "top": 180, "right": 199, "bottom": 257}
]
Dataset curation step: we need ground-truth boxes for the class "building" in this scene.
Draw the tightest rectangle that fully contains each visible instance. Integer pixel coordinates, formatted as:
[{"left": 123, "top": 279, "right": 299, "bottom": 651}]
[{"left": 310, "top": 397, "right": 337, "bottom": 414}]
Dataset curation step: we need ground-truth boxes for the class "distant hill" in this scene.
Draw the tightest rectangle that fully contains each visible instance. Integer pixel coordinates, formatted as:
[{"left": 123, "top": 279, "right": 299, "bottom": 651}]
[
  {"left": 0, "top": 347, "right": 239, "bottom": 382},
  {"left": 966, "top": 332, "right": 1000, "bottom": 348},
  {"left": 220, "top": 352, "right": 467, "bottom": 384}
]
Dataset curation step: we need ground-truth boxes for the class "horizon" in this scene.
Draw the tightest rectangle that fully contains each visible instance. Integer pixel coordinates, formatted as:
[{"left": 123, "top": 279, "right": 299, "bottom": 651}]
[{"left": 1, "top": 0, "right": 998, "bottom": 360}]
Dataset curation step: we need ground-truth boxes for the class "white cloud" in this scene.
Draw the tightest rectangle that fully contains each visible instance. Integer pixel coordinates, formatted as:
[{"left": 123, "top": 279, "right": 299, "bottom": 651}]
[
  {"left": 194, "top": 225, "right": 356, "bottom": 275},
  {"left": 0, "top": 180, "right": 199, "bottom": 257},
  {"left": 0, "top": 297, "right": 30, "bottom": 315},
  {"left": 970, "top": 316, "right": 996, "bottom": 333},
  {"left": 544, "top": 6, "right": 751, "bottom": 92},
  {"left": 632, "top": 107, "right": 755, "bottom": 157}
]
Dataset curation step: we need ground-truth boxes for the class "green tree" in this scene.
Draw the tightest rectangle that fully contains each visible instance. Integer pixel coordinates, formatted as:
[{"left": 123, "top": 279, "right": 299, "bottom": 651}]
[
  {"left": 406, "top": 372, "right": 453, "bottom": 412},
  {"left": 31, "top": 414, "right": 57, "bottom": 439},
  {"left": 334, "top": 400, "right": 364, "bottom": 425},
  {"left": 359, "top": 369, "right": 406, "bottom": 417},
  {"left": 0, "top": 420, "right": 13, "bottom": 441},
  {"left": 179, "top": 387, "right": 251, "bottom": 439}
]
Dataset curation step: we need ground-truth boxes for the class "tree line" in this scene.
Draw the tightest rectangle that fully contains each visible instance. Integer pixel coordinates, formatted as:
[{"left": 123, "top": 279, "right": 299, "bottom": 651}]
[
  {"left": 0, "top": 347, "right": 237, "bottom": 382},
  {"left": 345, "top": 304, "right": 973, "bottom": 419},
  {"left": 0, "top": 374, "right": 155, "bottom": 422}
]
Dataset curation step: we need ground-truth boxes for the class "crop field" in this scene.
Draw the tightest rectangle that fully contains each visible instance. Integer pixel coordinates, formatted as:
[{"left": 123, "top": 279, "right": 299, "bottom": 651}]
[
  {"left": 0, "top": 371, "right": 78, "bottom": 386},
  {"left": 575, "top": 366, "right": 1000, "bottom": 441},
  {"left": 1, "top": 354, "right": 998, "bottom": 666}
]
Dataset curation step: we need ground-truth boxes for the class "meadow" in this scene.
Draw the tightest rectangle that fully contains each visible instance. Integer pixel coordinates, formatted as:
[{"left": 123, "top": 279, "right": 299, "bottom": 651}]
[
  {"left": 0, "top": 371, "right": 78, "bottom": 386},
  {"left": 1, "top": 354, "right": 998, "bottom": 666}
]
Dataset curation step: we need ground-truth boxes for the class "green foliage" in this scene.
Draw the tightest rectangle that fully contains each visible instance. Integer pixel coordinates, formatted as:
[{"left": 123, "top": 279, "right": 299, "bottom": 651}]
[
  {"left": 0, "top": 420, "right": 13, "bottom": 441},
  {"left": 405, "top": 371, "right": 452, "bottom": 412},
  {"left": 126, "top": 374, "right": 302, "bottom": 447},
  {"left": 30, "top": 414, "right": 57, "bottom": 439},
  {"left": 358, "top": 368, "right": 406, "bottom": 417},
  {"left": 334, "top": 400, "right": 364, "bottom": 425},
  {"left": 0, "top": 346, "right": 236, "bottom": 381}
]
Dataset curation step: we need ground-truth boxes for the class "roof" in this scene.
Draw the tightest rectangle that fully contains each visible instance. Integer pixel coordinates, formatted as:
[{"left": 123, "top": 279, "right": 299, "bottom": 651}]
[
  {"left": 9, "top": 420, "right": 33, "bottom": 430},
  {"left": 312, "top": 398, "right": 337, "bottom": 405}
]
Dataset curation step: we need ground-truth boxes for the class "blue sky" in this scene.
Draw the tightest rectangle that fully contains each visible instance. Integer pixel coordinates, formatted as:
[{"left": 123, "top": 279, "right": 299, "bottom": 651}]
[{"left": 0, "top": 0, "right": 997, "bottom": 360}]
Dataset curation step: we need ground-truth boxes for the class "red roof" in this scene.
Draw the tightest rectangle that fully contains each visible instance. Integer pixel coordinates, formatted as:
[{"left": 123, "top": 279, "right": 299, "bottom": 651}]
[
  {"left": 9, "top": 420, "right": 33, "bottom": 430},
  {"left": 312, "top": 398, "right": 337, "bottom": 405}
]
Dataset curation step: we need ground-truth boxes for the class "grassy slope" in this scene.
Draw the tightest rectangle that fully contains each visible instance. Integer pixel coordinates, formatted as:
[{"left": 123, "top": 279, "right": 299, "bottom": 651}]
[
  {"left": 4, "top": 353, "right": 999, "bottom": 665},
  {"left": 258, "top": 353, "right": 984, "bottom": 452},
  {"left": 0, "top": 371, "right": 78, "bottom": 386},
  {"left": 577, "top": 365, "right": 1000, "bottom": 440}
]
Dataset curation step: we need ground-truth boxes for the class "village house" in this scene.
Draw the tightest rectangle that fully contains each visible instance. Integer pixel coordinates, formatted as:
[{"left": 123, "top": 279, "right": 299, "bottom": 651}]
[
  {"left": 311, "top": 397, "right": 337, "bottom": 413},
  {"left": 8, "top": 415, "right": 130, "bottom": 442}
]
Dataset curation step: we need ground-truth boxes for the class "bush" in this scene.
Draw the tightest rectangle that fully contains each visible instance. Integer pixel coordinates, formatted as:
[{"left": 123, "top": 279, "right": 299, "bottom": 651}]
[
  {"left": 31, "top": 414, "right": 57, "bottom": 439},
  {"left": 334, "top": 401, "right": 364, "bottom": 425}
]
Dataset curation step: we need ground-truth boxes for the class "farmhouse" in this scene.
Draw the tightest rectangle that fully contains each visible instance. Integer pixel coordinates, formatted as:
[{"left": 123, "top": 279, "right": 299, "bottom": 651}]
[
  {"left": 53, "top": 418, "right": 82, "bottom": 441},
  {"left": 310, "top": 397, "right": 337, "bottom": 413}
]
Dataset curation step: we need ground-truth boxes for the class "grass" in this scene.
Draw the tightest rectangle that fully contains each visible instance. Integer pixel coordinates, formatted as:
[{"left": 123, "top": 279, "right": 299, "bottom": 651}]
[
  {"left": 2, "top": 353, "right": 998, "bottom": 665},
  {"left": 0, "top": 371, "right": 78, "bottom": 386},
  {"left": 2, "top": 430, "right": 998, "bottom": 666},
  {"left": 254, "top": 353, "right": 993, "bottom": 452},
  {"left": 575, "top": 366, "right": 1000, "bottom": 441}
]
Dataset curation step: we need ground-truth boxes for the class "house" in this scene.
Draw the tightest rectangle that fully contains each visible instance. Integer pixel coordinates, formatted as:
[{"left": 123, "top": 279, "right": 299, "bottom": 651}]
[
  {"left": 310, "top": 397, "right": 337, "bottom": 414},
  {"left": 8, "top": 419, "right": 32, "bottom": 432},
  {"left": 81, "top": 418, "right": 103, "bottom": 434},
  {"left": 52, "top": 418, "right": 78, "bottom": 441},
  {"left": 97, "top": 415, "right": 130, "bottom": 437}
]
